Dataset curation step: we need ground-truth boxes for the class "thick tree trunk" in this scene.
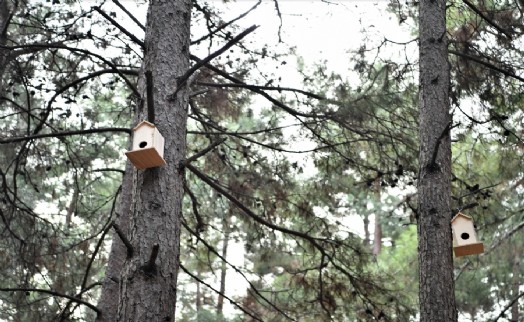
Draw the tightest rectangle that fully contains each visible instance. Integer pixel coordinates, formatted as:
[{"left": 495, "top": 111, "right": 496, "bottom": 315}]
[
  {"left": 96, "top": 1, "right": 191, "bottom": 322},
  {"left": 417, "top": 0, "right": 457, "bottom": 321}
]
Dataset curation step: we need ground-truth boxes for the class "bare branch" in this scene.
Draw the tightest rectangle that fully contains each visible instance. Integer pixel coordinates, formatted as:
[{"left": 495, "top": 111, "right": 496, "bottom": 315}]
[
  {"left": 179, "top": 264, "right": 264, "bottom": 322},
  {"left": 427, "top": 121, "right": 452, "bottom": 171},
  {"left": 186, "top": 164, "right": 324, "bottom": 247},
  {"left": 191, "top": 1, "right": 262, "bottom": 45},
  {"left": 93, "top": 6, "right": 145, "bottom": 49},
  {"left": 182, "top": 221, "right": 296, "bottom": 321},
  {"left": 0, "top": 288, "right": 100, "bottom": 315},
  {"left": 145, "top": 70, "right": 155, "bottom": 123},
  {"left": 82, "top": 191, "right": 121, "bottom": 291},
  {"left": 491, "top": 291, "right": 524, "bottom": 322},
  {"left": 187, "top": 115, "right": 361, "bottom": 154},
  {"left": 0, "top": 207, "right": 24, "bottom": 243},
  {"left": 90, "top": 168, "right": 126, "bottom": 175},
  {"left": 59, "top": 207, "right": 117, "bottom": 322},
  {"left": 112, "top": 0, "right": 145, "bottom": 31},
  {"left": 0, "top": 127, "right": 132, "bottom": 144},
  {"left": 461, "top": 0, "right": 512, "bottom": 39},
  {"left": 143, "top": 244, "right": 159, "bottom": 275},
  {"left": 196, "top": 81, "right": 325, "bottom": 100},
  {"left": 173, "top": 25, "right": 258, "bottom": 96},
  {"left": 449, "top": 50, "right": 524, "bottom": 83},
  {"left": 190, "top": 54, "right": 327, "bottom": 118},
  {"left": 112, "top": 222, "right": 134, "bottom": 258},
  {"left": 182, "top": 138, "right": 227, "bottom": 166},
  {"left": 0, "top": 43, "right": 140, "bottom": 96},
  {"left": 183, "top": 183, "right": 205, "bottom": 233},
  {"left": 272, "top": 0, "right": 283, "bottom": 42}
]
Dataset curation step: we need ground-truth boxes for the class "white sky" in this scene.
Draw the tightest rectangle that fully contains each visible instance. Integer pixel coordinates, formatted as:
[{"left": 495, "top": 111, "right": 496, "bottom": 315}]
[{"left": 204, "top": 0, "right": 416, "bottom": 88}]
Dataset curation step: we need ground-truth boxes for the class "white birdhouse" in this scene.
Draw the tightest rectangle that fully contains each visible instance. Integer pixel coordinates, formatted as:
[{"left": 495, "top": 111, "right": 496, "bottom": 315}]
[
  {"left": 125, "top": 121, "right": 166, "bottom": 169},
  {"left": 451, "top": 212, "right": 484, "bottom": 257}
]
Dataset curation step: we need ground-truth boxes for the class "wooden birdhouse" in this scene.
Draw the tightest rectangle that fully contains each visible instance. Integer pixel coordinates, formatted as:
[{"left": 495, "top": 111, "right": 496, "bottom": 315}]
[
  {"left": 125, "top": 121, "right": 166, "bottom": 169},
  {"left": 451, "top": 212, "right": 484, "bottom": 257}
]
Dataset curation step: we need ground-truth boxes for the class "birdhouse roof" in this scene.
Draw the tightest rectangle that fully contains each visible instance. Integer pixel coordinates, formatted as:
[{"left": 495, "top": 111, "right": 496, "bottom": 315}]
[
  {"left": 451, "top": 212, "right": 472, "bottom": 223},
  {"left": 133, "top": 120, "right": 156, "bottom": 131}
]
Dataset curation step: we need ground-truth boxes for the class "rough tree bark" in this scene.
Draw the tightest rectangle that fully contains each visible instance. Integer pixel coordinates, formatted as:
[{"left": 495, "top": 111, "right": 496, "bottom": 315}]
[
  {"left": 96, "top": 1, "right": 191, "bottom": 321},
  {"left": 417, "top": 0, "right": 458, "bottom": 321}
]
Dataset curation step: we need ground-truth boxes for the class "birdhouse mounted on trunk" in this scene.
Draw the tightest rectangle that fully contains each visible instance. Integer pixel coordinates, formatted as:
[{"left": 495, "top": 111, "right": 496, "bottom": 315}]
[
  {"left": 451, "top": 212, "right": 484, "bottom": 257},
  {"left": 125, "top": 121, "right": 166, "bottom": 169}
]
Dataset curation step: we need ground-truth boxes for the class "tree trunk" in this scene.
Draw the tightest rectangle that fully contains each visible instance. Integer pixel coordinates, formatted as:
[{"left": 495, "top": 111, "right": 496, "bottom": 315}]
[
  {"left": 96, "top": 1, "right": 191, "bottom": 321},
  {"left": 196, "top": 271, "right": 202, "bottom": 313},
  {"left": 95, "top": 161, "right": 134, "bottom": 322},
  {"left": 373, "top": 178, "right": 382, "bottom": 255},
  {"left": 417, "top": 0, "right": 457, "bottom": 321},
  {"left": 216, "top": 214, "right": 230, "bottom": 315},
  {"left": 363, "top": 213, "right": 370, "bottom": 246},
  {"left": 0, "top": 0, "right": 10, "bottom": 87},
  {"left": 511, "top": 245, "right": 520, "bottom": 322}
]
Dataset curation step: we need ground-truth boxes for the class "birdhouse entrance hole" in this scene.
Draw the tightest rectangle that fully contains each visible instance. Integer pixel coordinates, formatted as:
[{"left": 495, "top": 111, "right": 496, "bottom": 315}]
[
  {"left": 461, "top": 233, "right": 470, "bottom": 240},
  {"left": 139, "top": 141, "right": 148, "bottom": 148}
]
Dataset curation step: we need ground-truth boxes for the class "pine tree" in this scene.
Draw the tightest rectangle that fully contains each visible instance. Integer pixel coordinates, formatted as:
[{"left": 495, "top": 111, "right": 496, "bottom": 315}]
[
  {"left": 417, "top": 0, "right": 457, "bottom": 321},
  {"left": 96, "top": 1, "right": 192, "bottom": 321}
]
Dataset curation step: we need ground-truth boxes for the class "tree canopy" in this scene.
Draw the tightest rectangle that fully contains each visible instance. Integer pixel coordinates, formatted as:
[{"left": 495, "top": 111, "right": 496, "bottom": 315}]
[{"left": 0, "top": 0, "right": 523, "bottom": 321}]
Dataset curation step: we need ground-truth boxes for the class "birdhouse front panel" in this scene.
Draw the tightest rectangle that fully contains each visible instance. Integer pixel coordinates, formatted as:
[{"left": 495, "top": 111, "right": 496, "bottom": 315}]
[
  {"left": 451, "top": 215, "right": 479, "bottom": 246},
  {"left": 125, "top": 121, "right": 166, "bottom": 169},
  {"left": 131, "top": 122, "right": 156, "bottom": 150}
]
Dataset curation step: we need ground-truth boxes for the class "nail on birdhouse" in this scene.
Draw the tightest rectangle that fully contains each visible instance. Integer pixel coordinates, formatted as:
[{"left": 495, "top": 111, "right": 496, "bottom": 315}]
[
  {"left": 125, "top": 121, "right": 166, "bottom": 169},
  {"left": 451, "top": 212, "right": 484, "bottom": 257}
]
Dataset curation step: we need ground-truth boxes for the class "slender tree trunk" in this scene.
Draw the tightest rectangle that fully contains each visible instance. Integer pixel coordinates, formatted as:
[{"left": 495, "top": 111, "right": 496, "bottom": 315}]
[
  {"left": 216, "top": 214, "right": 230, "bottom": 315},
  {"left": 196, "top": 271, "right": 202, "bottom": 313},
  {"left": 373, "top": 178, "right": 382, "bottom": 255},
  {"left": 511, "top": 245, "right": 520, "bottom": 321},
  {"left": 372, "top": 217, "right": 382, "bottom": 255},
  {"left": 363, "top": 213, "right": 370, "bottom": 246},
  {"left": 0, "top": 0, "right": 11, "bottom": 88},
  {"left": 96, "top": 1, "right": 191, "bottom": 321},
  {"left": 95, "top": 161, "right": 134, "bottom": 322},
  {"left": 417, "top": 0, "right": 457, "bottom": 321}
]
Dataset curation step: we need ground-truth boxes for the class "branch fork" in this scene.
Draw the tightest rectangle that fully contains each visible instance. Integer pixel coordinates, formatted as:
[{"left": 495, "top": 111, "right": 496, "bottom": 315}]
[
  {"left": 143, "top": 244, "right": 159, "bottom": 276},
  {"left": 112, "top": 222, "right": 134, "bottom": 258}
]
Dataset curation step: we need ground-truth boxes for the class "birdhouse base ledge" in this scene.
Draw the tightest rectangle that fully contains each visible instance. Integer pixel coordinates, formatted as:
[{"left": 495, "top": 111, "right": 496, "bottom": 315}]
[
  {"left": 125, "top": 147, "right": 167, "bottom": 169},
  {"left": 453, "top": 242, "right": 484, "bottom": 257}
]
